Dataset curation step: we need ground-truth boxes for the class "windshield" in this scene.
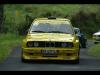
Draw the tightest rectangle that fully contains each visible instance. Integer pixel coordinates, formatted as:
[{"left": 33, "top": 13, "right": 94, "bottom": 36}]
[{"left": 29, "top": 23, "right": 74, "bottom": 34}]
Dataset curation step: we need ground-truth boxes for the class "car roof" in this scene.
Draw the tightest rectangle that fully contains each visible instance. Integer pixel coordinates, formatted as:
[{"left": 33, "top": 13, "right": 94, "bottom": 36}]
[
  {"left": 32, "top": 18, "right": 71, "bottom": 24},
  {"left": 34, "top": 18, "right": 70, "bottom": 21}
]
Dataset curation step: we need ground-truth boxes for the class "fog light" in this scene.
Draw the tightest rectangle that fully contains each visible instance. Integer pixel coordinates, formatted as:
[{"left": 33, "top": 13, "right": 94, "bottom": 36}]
[
  {"left": 29, "top": 53, "right": 34, "bottom": 55},
  {"left": 67, "top": 53, "right": 72, "bottom": 56}
]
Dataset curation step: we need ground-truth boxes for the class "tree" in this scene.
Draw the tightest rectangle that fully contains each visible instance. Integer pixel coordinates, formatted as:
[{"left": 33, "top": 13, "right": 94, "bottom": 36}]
[{"left": 0, "top": 4, "right": 4, "bottom": 32}]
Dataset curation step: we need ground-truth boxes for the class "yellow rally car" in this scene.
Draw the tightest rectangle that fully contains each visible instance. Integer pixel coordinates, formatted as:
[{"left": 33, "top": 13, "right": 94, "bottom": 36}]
[{"left": 21, "top": 17, "right": 80, "bottom": 63}]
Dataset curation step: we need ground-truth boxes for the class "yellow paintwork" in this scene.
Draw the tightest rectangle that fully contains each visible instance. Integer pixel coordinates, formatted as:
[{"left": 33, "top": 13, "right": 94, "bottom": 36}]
[{"left": 21, "top": 18, "right": 80, "bottom": 61}]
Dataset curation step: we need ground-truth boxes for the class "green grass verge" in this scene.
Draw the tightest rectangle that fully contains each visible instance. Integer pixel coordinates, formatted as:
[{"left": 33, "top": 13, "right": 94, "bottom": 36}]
[
  {"left": 88, "top": 44, "right": 100, "bottom": 58},
  {"left": 0, "top": 33, "right": 23, "bottom": 62}
]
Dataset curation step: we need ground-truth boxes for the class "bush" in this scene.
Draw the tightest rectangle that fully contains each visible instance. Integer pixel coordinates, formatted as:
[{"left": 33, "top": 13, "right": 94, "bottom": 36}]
[
  {"left": 3, "top": 5, "right": 100, "bottom": 37},
  {"left": 71, "top": 10, "right": 100, "bottom": 36},
  {"left": 17, "top": 15, "right": 34, "bottom": 35}
]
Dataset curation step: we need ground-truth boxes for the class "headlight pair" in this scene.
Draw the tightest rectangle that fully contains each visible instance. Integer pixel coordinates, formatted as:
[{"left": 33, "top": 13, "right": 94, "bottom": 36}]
[
  {"left": 61, "top": 42, "right": 73, "bottom": 48},
  {"left": 27, "top": 41, "right": 39, "bottom": 47},
  {"left": 27, "top": 41, "right": 73, "bottom": 48}
]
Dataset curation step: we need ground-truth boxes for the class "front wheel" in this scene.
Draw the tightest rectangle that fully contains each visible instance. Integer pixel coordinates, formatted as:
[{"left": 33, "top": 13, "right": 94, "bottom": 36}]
[
  {"left": 72, "top": 58, "right": 79, "bottom": 64},
  {"left": 70, "top": 51, "right": 80, "bottom": 64},
  {"left": 21, "top": 57, "right": 28, "bottom": 63}
]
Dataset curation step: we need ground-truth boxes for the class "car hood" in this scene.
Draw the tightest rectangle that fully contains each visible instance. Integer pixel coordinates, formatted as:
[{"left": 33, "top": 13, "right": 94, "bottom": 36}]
[
  {"left": 26, "top": 33, "right": 75, "bottom": 42},
  {"left": 93, "top": 31, "right": 100, "bottom": 35}
]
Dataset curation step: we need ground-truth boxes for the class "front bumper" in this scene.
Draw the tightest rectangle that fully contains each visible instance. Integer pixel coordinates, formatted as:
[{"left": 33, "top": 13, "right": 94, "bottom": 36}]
[{"left": 22, "top": 47, "right": 80, "bottom": 60}]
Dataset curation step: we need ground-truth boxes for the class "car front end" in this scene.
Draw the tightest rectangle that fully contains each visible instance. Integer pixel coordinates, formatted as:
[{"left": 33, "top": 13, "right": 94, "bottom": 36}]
[{"left": 22, "top": 33, "right": 80, "bottom": 61}]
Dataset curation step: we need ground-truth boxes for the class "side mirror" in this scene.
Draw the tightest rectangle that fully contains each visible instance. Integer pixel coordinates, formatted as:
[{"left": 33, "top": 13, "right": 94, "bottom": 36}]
[{"left": 74, "top": 31, "right": 77, "bottom": 34}]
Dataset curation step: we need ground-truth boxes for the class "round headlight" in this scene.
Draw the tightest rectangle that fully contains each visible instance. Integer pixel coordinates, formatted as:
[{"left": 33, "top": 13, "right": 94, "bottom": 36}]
[
  {"left": 34, "top": 42, "right": 39, "bottom": 47},
  {"left": 27, "top": 42, "right": 33, "bottom": 47},
  {"left": 62, "top": 43, "right": 67, "bottom": 47},
  {"left": 67, "top": 42, "right": 73, "bottom": 47}
]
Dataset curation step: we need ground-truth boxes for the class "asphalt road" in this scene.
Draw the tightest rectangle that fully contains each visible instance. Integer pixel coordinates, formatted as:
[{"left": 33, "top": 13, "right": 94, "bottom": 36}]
[{"left": 0, "top": 40, "right": 100, "bottom": 71}]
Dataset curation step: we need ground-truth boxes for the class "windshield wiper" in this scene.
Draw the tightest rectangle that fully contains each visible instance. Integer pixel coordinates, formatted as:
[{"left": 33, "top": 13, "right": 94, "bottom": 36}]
[
  {"left": 48, "top": 31, "right": 68, "bottom": 34},
  {"left": 31, "top": 31, "right": 47, "bottom": 33},
  {"left": 31, "top": 31, "right": 71, "bottom": 34}
]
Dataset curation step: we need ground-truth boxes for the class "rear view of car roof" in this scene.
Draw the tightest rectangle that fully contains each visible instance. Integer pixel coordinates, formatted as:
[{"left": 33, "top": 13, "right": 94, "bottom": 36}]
[
  {"left": 34, "top": 17, "right": 70, "bottom": 21},
  {"left": 32, "top": 18, "right": 71, "bottom": 24}
]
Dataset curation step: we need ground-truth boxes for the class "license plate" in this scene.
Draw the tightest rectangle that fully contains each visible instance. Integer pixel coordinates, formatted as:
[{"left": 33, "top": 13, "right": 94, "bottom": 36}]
[{"left": 41, "top": 50, "right": 58, "bottom": 55}]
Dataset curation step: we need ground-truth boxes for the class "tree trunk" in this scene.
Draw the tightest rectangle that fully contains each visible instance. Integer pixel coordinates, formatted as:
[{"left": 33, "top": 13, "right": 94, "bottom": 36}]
[{"left": 0, "top": 4, "right": 4, "bottom": 32}]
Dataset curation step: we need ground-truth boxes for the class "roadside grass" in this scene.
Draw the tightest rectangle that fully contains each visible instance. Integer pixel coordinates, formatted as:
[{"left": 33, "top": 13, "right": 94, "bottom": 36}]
[
  {"left": 0, "top": 33, "right": 23, "bottom": 62},
  {"left": 88, "top": 44, "right": 100, "bottom": 58}
]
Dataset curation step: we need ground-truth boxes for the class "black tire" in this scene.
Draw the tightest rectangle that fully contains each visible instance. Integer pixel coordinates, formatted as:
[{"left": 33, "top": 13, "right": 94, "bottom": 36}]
[
  {"left": 72, "top": 51, "right": 80, "bottom": 64},
  {"left": 21, "top": 57, "right": 28, "bottom": 63},
  {"left": 70, "top": 50, "right": 80, "bottom": 64},
  {"left": 73, "top": 58, "right": 79, "bottom": 64},
  {"left": 68, "top": 58, "right": 79, "bottom": 64}
]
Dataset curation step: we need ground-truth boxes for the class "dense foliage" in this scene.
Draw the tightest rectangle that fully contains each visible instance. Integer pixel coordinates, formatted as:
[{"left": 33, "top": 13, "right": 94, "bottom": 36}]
[{"left": 2, "top": 4, "right": 100, "bottom": 37}]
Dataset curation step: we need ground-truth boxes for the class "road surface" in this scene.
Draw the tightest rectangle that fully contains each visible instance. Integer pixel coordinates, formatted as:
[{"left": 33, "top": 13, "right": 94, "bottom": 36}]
[{"left": 0, "top": 40, "right": 100, "bottom": 71}]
